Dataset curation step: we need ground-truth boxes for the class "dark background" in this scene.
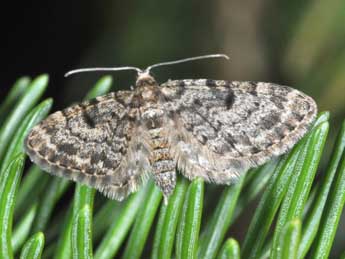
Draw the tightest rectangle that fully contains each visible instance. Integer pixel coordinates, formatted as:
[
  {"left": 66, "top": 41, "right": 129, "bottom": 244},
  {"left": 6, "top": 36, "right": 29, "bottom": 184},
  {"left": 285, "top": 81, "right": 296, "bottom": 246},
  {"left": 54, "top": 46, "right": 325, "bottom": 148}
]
[
  {"left": 1, "top": 0, "right": 345, "bottom": 256},
  {"left": 2, "top": 1, "right": 345, "bottom": 117}
]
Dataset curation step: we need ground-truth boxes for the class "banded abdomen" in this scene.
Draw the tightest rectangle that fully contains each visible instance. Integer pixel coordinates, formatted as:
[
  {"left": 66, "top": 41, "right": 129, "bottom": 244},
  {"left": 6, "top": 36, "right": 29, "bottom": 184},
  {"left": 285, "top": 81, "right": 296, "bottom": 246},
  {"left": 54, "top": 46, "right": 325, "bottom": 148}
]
[{"left": 141, "top": 106, "right": 176, "bottom": 200}]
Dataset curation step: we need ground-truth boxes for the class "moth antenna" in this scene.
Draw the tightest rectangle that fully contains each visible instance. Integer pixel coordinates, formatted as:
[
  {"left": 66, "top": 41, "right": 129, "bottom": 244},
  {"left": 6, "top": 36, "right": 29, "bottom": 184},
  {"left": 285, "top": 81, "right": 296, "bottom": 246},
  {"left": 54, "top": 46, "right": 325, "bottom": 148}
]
[
  {"left": 64, "top": 66, "right": 143, "bottom": 77},
  {"left": 145, "top": 53, "right": 229, "bottom": 73}
]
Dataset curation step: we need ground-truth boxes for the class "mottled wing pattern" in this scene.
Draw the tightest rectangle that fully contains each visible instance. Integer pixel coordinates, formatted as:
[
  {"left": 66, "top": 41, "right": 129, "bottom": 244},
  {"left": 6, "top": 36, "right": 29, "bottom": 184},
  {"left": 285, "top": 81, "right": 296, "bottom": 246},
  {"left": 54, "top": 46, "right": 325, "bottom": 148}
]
[
  {"left": 160, "top": 79, "right": 317, "bottom": 184},
  {"left": 25, "top": 91, "right": 149, "bottom": 200}
]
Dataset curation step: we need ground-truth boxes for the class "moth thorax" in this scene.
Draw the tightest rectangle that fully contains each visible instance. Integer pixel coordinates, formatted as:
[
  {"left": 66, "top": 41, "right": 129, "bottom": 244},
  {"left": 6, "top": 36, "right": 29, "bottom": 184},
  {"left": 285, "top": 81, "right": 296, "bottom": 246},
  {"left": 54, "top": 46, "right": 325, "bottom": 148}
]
[{"left": 140, "top": 87, "right": 160, "bottom": 102}]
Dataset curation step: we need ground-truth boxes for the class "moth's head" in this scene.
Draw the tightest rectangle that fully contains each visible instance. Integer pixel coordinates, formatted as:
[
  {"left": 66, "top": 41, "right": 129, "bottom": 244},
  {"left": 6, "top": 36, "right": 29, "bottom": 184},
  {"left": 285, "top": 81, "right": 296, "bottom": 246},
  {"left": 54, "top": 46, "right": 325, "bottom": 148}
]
[{"left": 135, "top": 71, "right": 157, "bottom": 88}]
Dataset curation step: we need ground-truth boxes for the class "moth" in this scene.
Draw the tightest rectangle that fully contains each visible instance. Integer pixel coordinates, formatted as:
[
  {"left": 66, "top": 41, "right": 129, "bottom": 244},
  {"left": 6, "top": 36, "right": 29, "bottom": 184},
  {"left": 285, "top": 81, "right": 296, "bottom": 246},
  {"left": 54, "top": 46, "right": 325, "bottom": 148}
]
[{"left": 24, "top": 54, "right": 317, "bottom": 202}]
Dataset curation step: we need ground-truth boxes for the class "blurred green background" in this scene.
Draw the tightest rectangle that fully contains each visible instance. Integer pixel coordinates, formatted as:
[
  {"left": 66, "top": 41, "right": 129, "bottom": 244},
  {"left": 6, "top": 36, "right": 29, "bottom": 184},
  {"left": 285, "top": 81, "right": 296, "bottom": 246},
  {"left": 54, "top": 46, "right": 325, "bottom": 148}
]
[{"left": 1, "top": 0, "right": 345, "bottom": 257}]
